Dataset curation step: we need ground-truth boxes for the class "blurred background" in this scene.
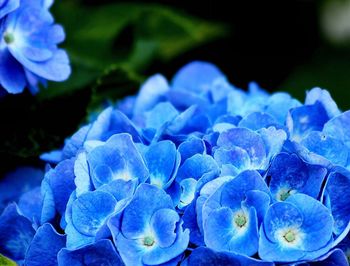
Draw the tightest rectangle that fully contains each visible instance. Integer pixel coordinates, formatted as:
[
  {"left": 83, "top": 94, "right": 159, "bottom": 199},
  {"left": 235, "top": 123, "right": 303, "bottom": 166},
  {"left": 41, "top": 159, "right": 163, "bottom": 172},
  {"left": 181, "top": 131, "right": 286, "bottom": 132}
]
[{"left": 1, "top": 0, "right": 350, "bottom": 176}]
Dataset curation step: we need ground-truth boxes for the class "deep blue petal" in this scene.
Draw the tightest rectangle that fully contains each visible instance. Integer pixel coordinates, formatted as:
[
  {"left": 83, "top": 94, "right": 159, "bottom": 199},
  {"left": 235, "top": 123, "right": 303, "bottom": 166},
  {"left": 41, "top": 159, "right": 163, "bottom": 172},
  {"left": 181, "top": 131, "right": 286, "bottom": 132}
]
[
  {"left": 0, "top": 48, "right": 26, "bottom": 94},
  {"left": 324, "top": 167, "right": 350, "bottom": 236},
  {"left": 58, "top": 239, "right": 124, "bottom": 266},
  {"left": 18, "top": 187, "right": 42, "bottom": 225},
  {"left": 0, "top": 203, "right": 35, "bottom": 261},
  {"left": 287, "top": 102, "right": 329, "bottom": 141},
  {"left": 25, "top": 223, "right": 65, "bottom": 266},
  {"left": 44, "top": 158, "right": 76, "bottom": 216},
  {"left": 0, "top": 167, "right": 43, "bottom": 213},
  {"left": 267, "top": 152, "right": 327, "bottom": 201},
  {"left": 184, "top": 247, "right": 274, "bottom": 266}
]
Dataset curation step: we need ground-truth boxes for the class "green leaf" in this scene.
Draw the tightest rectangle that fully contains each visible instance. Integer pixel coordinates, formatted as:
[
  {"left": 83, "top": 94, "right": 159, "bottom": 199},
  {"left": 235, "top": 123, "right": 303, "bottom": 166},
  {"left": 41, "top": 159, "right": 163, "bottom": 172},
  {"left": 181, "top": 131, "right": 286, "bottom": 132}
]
[
  {"left": 0, "top": 254, "right": 17, "bottom": 266},
  {"left": 38, "top": 1, "right": 228, "bottom": 100}
]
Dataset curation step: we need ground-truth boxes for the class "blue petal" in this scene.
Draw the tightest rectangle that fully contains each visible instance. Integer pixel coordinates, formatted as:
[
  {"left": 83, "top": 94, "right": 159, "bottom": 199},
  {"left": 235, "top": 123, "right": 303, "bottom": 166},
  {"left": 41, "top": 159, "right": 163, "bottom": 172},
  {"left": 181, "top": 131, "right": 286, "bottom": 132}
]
[
  {"left": 259, "top": 194, "right": 333, "bottom": 262},
  {"left": 141, "top": 221, "right": 189, "bottom": 265},
  {"left": 286, "top": 194, "right": 333, "bottom": 250},
  {"left": 219, "top": 170, "right": 270, "bottom": 210},
  {"left": 0, "top": 48, "right": 26, "bottom": 94},
  {"left": 267, "top": 153, "right": 327, "bottom": 201},
  {"left": 0, "top": 167, "right": 43, "bottom": 212},
  {"left": 71, "top": 191, "right": 117, "bottom": 236},
  {"left": 145, "top": 140, "right": 179, "bottom": 189},
  {"left": 25, "top": 223, "right": 65, "bottom": 266},
  {"left": 121, "top": 184, "right": 173, "bottom": 239},
  {"left": 265, "top": 92, "right": 301, "bottom": 124},
  {"left": 182, "top": 199, "right": 204, "bottom": 246},
  {"left": 88, "top": 133, "right": 148, "bottom": 188},
  {"left": 209, "top": 78, "right": 234, "bottom": 102},
  {"left": 183, "top": 247, "right": 274, "bottom": 266},
  {"left": 323, "top": 111, "right": 350, "bottom": 148},
  {"left": 238, "top": 112, "right": 278, "bottom": 131},
  {"left": 0, "top": 203, "right": 35, "bottom": 261},
  {"left": 40, "top": 150, "right": 63, "bottom": 164},
  {"left": 58, "top": 239, "right": 124, "bottom": 266},
  {"left": 0, "top": 0, "right": 19, "bottom": 19},
  {"left": 178, "top": 137, "right": 206, "bottom": 163},
  {"left": 312, "top": 248, "right": 348, "bottom": 266},
  {"left": 324, "top": 167, "right": 350, "bottom": 236},
  {"left": 301, "top": 131, "right": 348, "bottom": 167},
  {"left": 305, "top": 87, "right": 340, "bottom": 118},
  {"left": 65, "top": 222, "right": 94, "bottom": 250},
  {"left": 62, "top": 124, "right": 90, "bottom": 159},
  {"left": 134, "top": 74, "right": 169, "bottom": 116},
  {"left": 204, "top": 206, "right": 258, "bottom": 256},
  {"left": 217, "top": 128, "right": 266, "bottom": 168},
  {"left": 145, "top": 102, "right": 179, "bottom": 129},
  {"left": 11, "top": 40, "right": 70, "bottom": 80},
  {"left": 44, "top": 158, "right": 76, "bottom": 215},
  {"left": 214, "top": 146, "right": 251, "bottom": 173},
  {"left": 176, "top": 154, "right": 219, "bottom": 183},
  {"left": 172, "top": 61, "right": 225, "bottom": 93},
  {"left": 287, "top": 102, "right": 329, "bottom": 141},
  {"left": 178, "top": 178, "right": 197, "bottom": 209},
  {"left": 150, "top": 208, "right": 179, "bottom": 248},
  {"left": 98, "top": 179, "right": 137, "bottom": 201},
  {"left": 257, "top": 126, "right": 287, "bottom": 164},
  {"left": 74, "top": 152, "right": 93, "bottom": 197},
  {"left": 18, "top": 187, "right": 42, "bottom": 225}
]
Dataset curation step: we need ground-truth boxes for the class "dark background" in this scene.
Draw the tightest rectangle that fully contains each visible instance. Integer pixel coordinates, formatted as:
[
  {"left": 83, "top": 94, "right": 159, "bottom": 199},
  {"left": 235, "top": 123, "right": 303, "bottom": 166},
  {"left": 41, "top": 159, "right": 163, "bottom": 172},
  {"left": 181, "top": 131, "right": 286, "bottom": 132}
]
[{"left": 1, "top": 0, "right": 348, "bottom": 177}]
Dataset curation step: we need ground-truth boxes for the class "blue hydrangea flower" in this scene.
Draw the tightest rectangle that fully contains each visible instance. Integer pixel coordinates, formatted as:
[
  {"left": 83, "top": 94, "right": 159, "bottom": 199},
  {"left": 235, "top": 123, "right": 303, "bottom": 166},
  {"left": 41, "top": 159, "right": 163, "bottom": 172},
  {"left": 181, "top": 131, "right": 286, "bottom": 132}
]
[
  {"left": 0, "top": 0, "right": 70, "bottom": 94},
  {"left": 3, "top": 61, "right": 350, "bottom": 265},
  {"left": 203, "top": 170, "right": 270, "bottom": 256},
  {"left": 110, "top": 184, "right": 189, "bottom": 266},
  {"left": 259, "top": 194, "right": 334, "bottom": 262}
]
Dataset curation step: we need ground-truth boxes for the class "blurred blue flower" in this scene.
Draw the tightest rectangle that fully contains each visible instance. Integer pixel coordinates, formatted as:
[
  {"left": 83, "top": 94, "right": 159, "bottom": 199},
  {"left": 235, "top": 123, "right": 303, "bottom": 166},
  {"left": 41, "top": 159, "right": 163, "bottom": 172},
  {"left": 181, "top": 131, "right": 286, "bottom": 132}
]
[{"left": 0, "top": 0, "right": 70, "bottom": 94}]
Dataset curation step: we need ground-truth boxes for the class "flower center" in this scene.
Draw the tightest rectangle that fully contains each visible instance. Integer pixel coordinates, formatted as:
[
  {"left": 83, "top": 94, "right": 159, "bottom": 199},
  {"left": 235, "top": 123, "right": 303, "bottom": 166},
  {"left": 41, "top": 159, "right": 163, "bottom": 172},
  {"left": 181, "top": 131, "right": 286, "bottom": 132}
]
[
  {"left": 283, "top": 230, "right": 296, "bottom": 243},
  {"left": 277, "top": 188, "right": 295, "bottom": 201},
  {"left": 234, "top": 214, "right": 247, "bottom": 228},
  {"left": 3, "top": 32, "right": 14, "bottom": 44},
  {"left": 143, "top": 236, "right": 155, "bottom": 247}
]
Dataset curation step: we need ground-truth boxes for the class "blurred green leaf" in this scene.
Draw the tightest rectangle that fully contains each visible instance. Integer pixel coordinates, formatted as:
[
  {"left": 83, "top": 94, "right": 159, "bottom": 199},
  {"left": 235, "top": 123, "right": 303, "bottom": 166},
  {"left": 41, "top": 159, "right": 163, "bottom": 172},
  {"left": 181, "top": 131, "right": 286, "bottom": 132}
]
[
  {"left": 38, "top": 1, "right": 228, "bottom": 100},
  {"left": 0, "top": 254, "right": 17, "bottom": 266},
  {"left": 88, "top": 65, "right": 143, "bottom": 113},
  {"left": 280, "top": 47, "right": 350, "bottom": 110}
]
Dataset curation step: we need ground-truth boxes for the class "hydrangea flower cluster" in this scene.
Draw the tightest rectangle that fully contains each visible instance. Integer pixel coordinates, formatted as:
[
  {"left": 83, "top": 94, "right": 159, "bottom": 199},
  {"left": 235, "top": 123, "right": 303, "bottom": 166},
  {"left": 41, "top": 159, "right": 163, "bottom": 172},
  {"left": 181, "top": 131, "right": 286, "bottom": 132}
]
[
  {"left": 1, "top": 61, "right": 350, "bottom": 265},
  {"left": 0, "top": 0, "right": 70, "bottom": 94}
]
